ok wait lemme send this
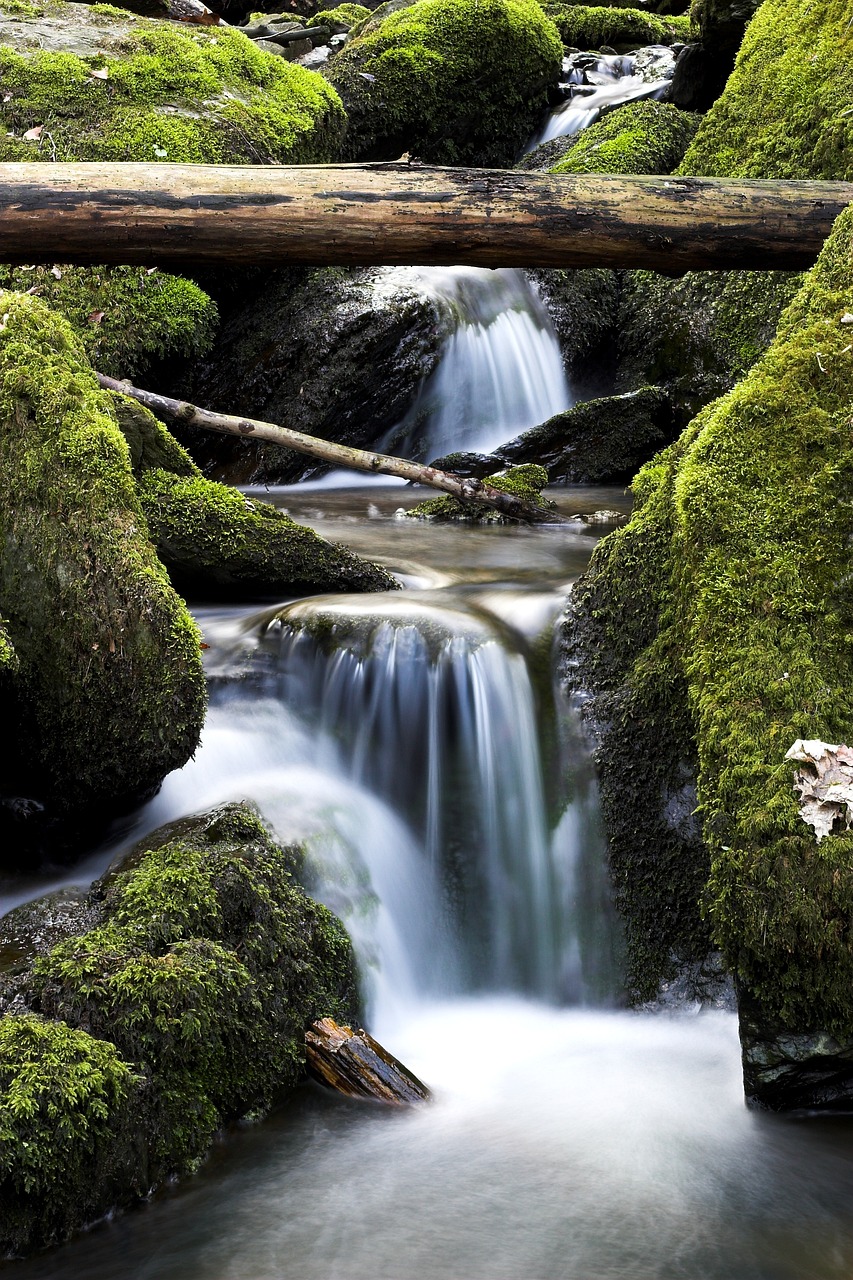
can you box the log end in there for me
[305,1017,432,1106]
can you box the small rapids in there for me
[529,46,677,147]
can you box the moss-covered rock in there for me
[407,463,552,522]
[565,205,853,1083]
[497,386,673,483]
[0,803,359,1253]
[540,2,690,49]
[0,292,206,861]
[138,468,399,596]
[0,2,346,164]
[678,0,853,180]
[0,264,217,381]
[549,100,700,175]
[325,0,562,166]
[183,266,448,485]
[307,2,369,30]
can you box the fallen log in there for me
[0,163,850,272]
[306,1017,431,1106]
[96,373,569,523]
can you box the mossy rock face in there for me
[0,264,218,381]
[0,1,346,164]
[0,802,359,1253]
[497,386,673,483]
[407,463,552,523]
[540,2,690,49]
[325,0,562,166]
[565,206,853,1098]
[307,2,369,30]
[525,267,621,399]
[0,292,206,861]
[138,468,399,596]
[549,100,701,176]
[678,0,853,180]
[183,266,448,484]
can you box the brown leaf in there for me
[90,66,110,80]
[88,309,105,325]
[200,642,210,650]
[22,126,43,141]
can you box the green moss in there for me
[326,0,562,166]
[308,3,369,29]
[137,468,399,597]
[0,12,346,165]
[540,3,690,49]
[110,393,199,478]
[0,291,206,817]
[34,804,358,1170]
[678,0,853,180]
[550,101,700,176]
[570,207,853,1030]
[0,0,44,14]
[408,464,552,523]
[0,618,17,672]
[0,265,217,380]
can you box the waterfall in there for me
[528,47,676,148]
[379,267,571,460]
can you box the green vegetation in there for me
[326,0,562,166]
[540,2,690,49]
[678,0,853,179]
[0,290,206,820]
[307,3,370,30]
[408,464,552,522]
[0,9,346,164]
[550,101,700,176]
[0,265,217,380]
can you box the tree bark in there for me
[0,163,849,272]
[306,1017,431,1106]
[97,373,568,523]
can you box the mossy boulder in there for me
[0,264,217,381]
[0,291,206,862]
[182,266,448,485]
[678,0,853,180]
[564,205,853,1103]
[325,0,563,166]
[0,803,359,1254]
[540,3,690,50]
[407,463,552,522]
[307,2,369,30]
[497,386,673,483]
[548,100,700,175]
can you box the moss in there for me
[307,3,369,30]
[678,0,853,180]
[408,463,552,523]
[110,392,200,478]
[33,804,359,1172]
[137,468,399,597]
[568,207,853,1030]
[0,1014,143,1256]
[0,265,217,380]
[540,3,690,49]
[0,0,44,14]
[0,291,206,825]
[550,101,701,176]
[0,8,346,165]
[325,0,562,166]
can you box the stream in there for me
[4,482,853,1280]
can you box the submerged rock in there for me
[0,803,359,1256]
[325,0,562,166]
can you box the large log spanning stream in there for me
[0,162,850,271]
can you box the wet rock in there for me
[181,267,447,485]
[496,387,673,484]
[525,268,621,400]
[739,992,853,1111]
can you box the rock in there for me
[181,266,448,485]
[496,387,673,484]
[407,463,552,523]
[739,992,853,1112]
[306,3,369,33]
[525,268,621,400]
[0,292,206,866]
[324,0,563,166]
[669,0,761,114]
[306,1017,431,1104]
[540,3,691,51]
[0,803,359,1256]
[547,99,701,175]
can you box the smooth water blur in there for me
[11,1005,853,1280]
[528,49,676,148]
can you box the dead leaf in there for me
[200,642,210,650]
[50,265,62,280]
[22,126,43,141]
[785,739,853,841]
[90,66,109,80]
[841,312,853,325]
[88,309,105,325]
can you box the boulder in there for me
[548,98,700,175]
[540,3,690,50]
[0,803,359,1255]
[324,0,563,166]
[0,292,206,864]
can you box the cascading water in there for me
[528,46,677,147]
[379,267,571,460]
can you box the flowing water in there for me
[529,47,677,148]
[5,483,853,1280]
